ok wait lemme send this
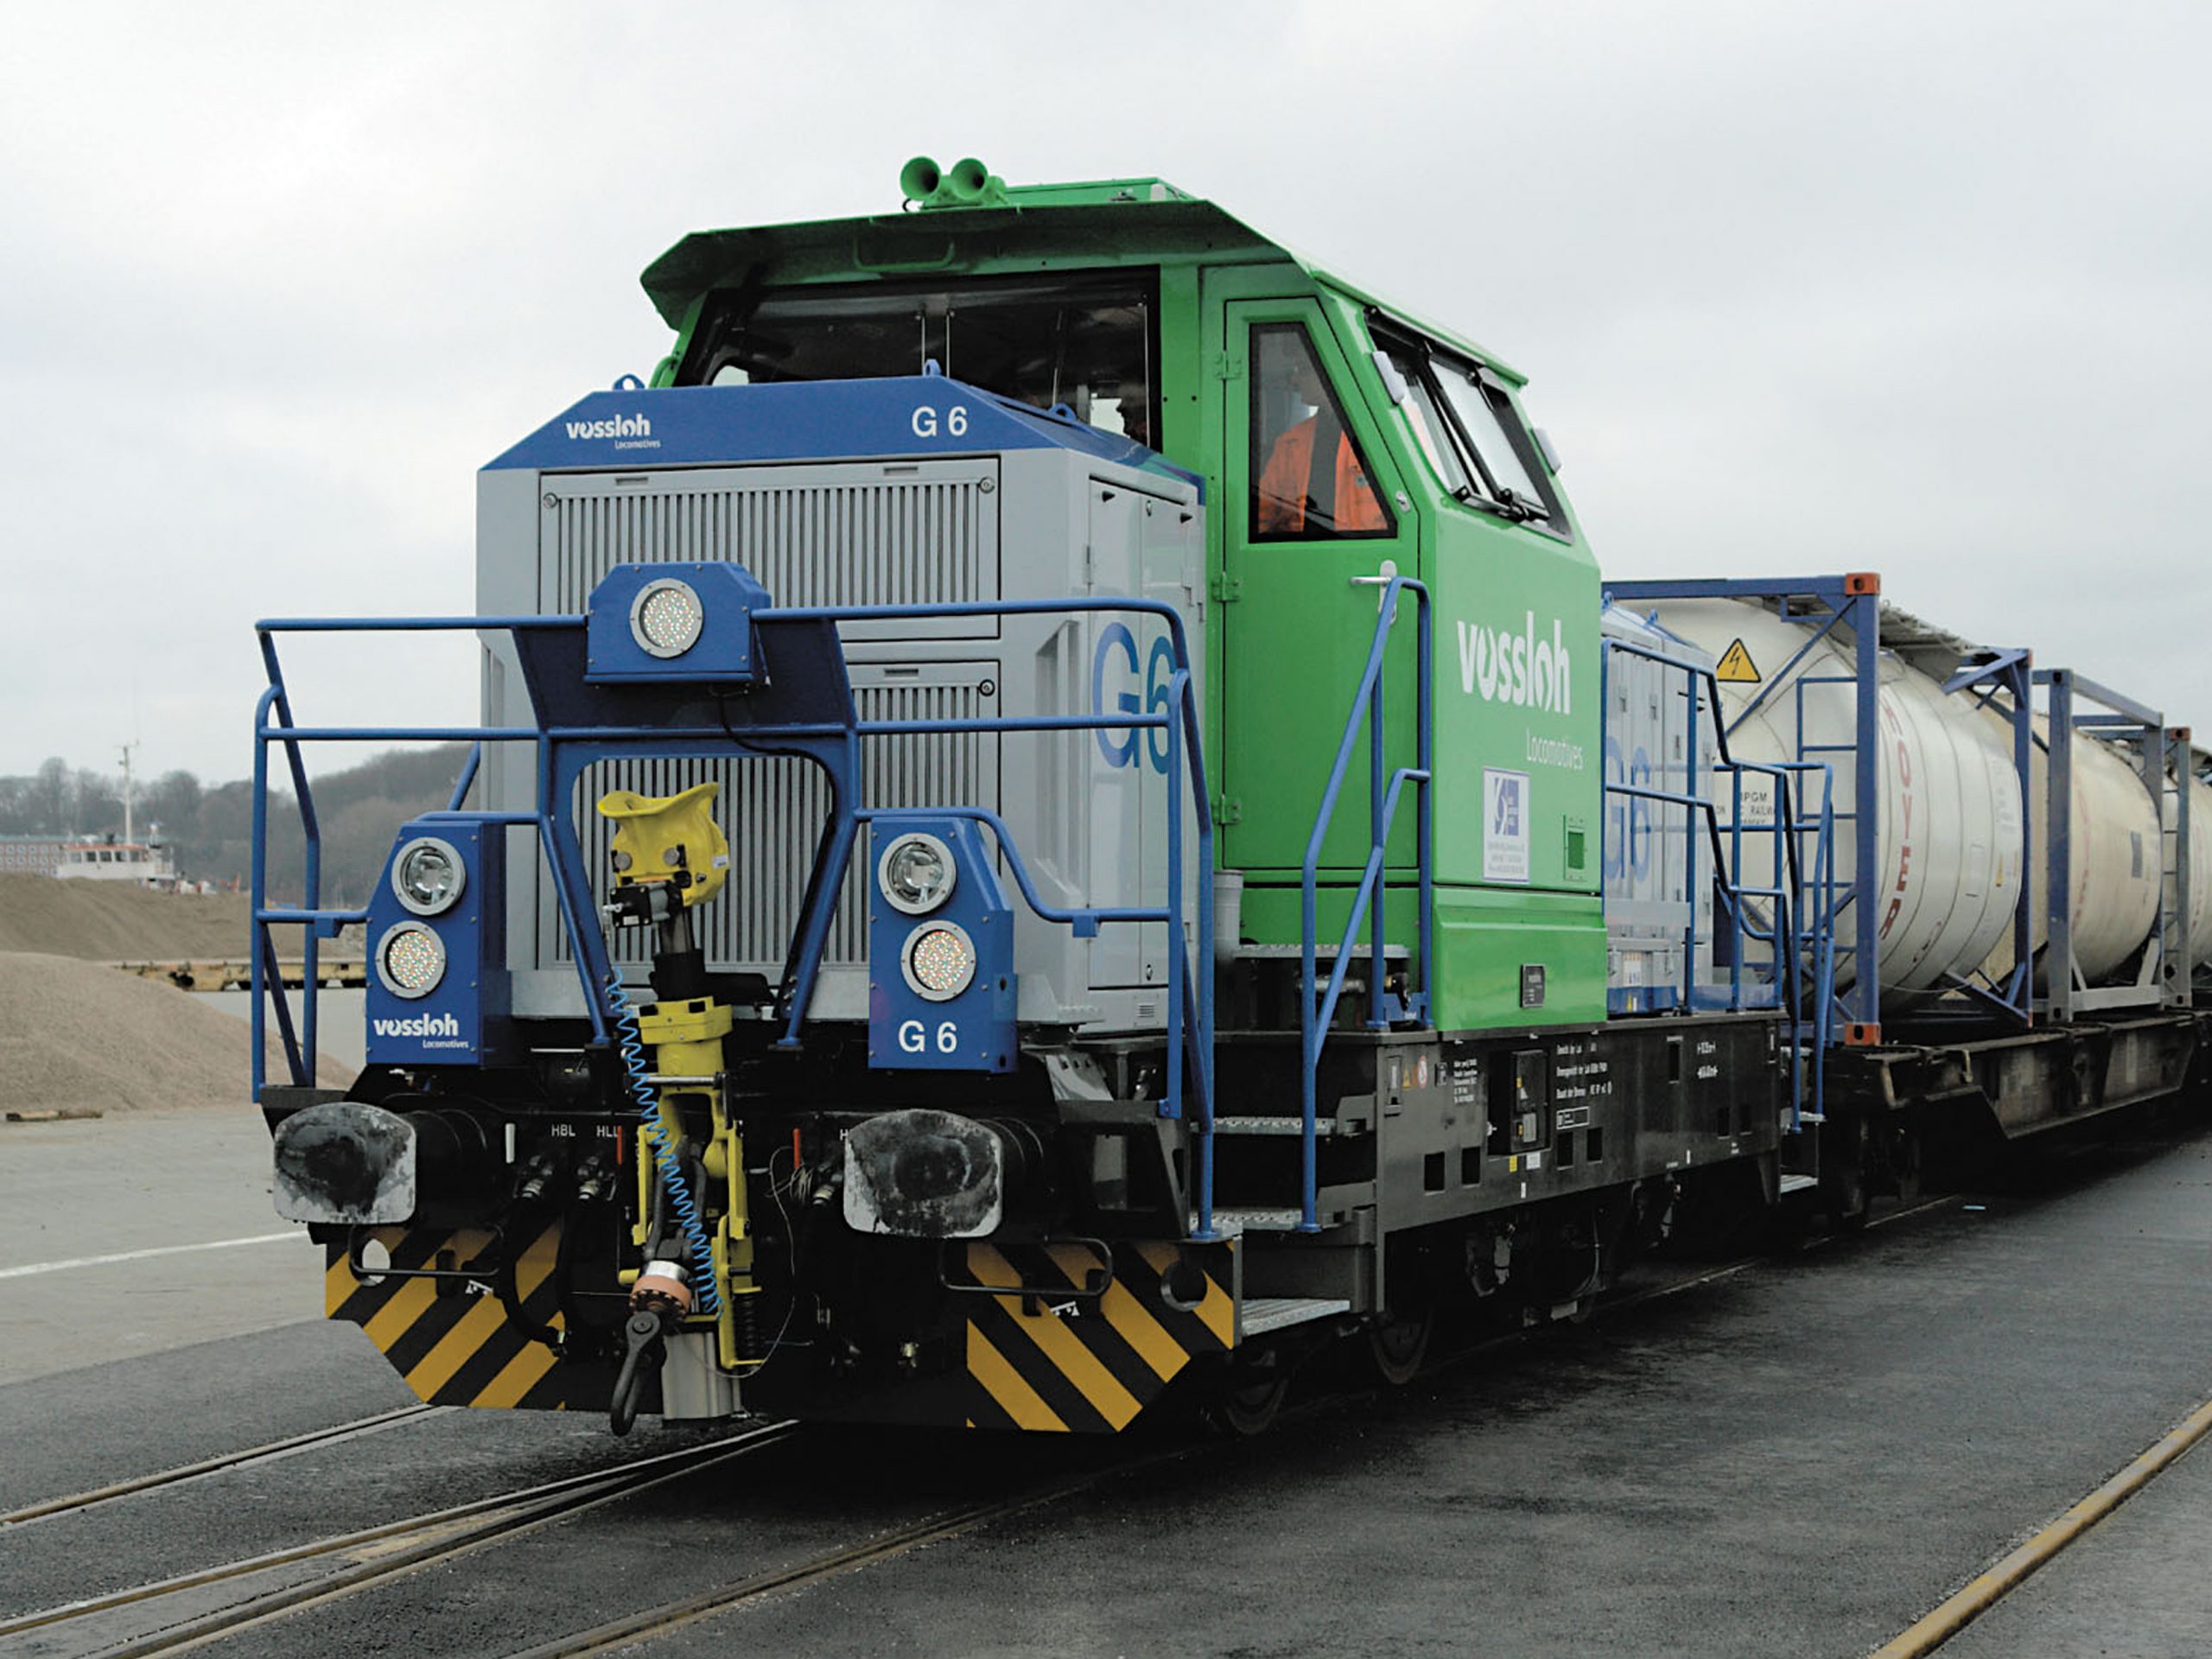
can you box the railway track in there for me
[508,1439,1205,1659]
[0,1421,795,1657]
[496,1200,1989,1656]
[2,1189,2149,1657]
[0,1405,443,1530]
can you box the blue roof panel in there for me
[484,377,1202,499]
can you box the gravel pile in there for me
[0,952,344,1115]
[0,874,256,961]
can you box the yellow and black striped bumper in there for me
[327,1229,1236,1431]
[956,1241,1234,1433]
[326,1225,594,1410]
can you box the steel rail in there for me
[523,1192,1972,1658]
[0,1421,796,1655]
[0,1405,442,1529]
[510,1440,1211,1659]
[1870,1391,2212,1658]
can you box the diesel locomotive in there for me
[252,157,2212,1435]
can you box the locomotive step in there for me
[1200,1207,1350,1236]
[1226,942,1411,960]
[1239,1296,1354,1338]
[1212,1116,1363,1137]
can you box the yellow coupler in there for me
[626,995,762,1370]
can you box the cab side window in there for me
[1249,325,1393,541]
[1375,325,1566,534]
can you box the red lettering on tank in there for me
[1879,739,1914,941]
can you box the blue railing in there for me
[250,588,1227,1238]
[1610,576,1884,1040]
[1599,632,1837,1129]
[1297,575,1434,1232]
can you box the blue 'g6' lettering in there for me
[1090,624,1173,775]
[1092,623,1141,768]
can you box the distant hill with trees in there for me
[0,745,473,906]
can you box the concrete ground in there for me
[1941,1427,2212,1658]
[3,1116,2211,1656]
[0,1108,320,1383]
[199,985,367,1074]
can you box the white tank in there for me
[1600,606,1716,1006]
[1976,715,2161,988]
[1651,598,2024,1009]
[2193,775,2212,969]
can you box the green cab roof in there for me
[639,167,1523,385]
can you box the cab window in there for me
[679,270,1159,448]
[1375,326,1565,534]
[1249,324,1393,542]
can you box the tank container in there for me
[1600,607,1715,1008]
[1651,598,2029,1008]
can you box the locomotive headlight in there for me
[877,831,957,915]
[629,577,704,659]
[377,922,448,999]
[391,836,465,916]
[902,922,977,1001]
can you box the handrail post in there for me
[1367,651,1387,1030]
[1685,657,1700,1013]
[1417,595,1433,1020]
[1166,671,1186,1124]
[250,685,274,1102]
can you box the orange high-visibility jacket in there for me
[1256,416,1387,535]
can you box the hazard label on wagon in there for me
[1716,639,1760,683]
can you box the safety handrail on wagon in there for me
[1599,633,1838,1129]
[1298,575,1434,1234]
[251,589,1226,1238]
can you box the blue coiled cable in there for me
[607,969,721,1317]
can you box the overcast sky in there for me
[3,0,2206,789]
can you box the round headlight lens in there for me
[630,578,704,658]
[877,831,957,915]
[378,923,448,999]
[392,836,465,916]
[904,922,976,1001]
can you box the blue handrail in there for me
[251,590,1224,1236]
[1600,633,1837,1129]
[1297,575,1434,1233]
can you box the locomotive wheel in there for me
[1363,1301,1436,1388]
[1824,1111,1874,1231]
[1885,1118,1926,1205]
[1200,1354,1289,1436]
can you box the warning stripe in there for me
[969,1247,1140,1431]
[1096,1278,1188,1382]
[1024,1246,1178,1407]
[1134,1242,1236,1349]
[957,1239,1234,1434]
[325,1224,586,1410]
[474,1338,563,1410]
[966,1322,1068,1432]
[430,1237,564,1407]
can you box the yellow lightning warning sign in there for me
[1716,639,1760,683]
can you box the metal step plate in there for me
[1240,1297,1353,1339]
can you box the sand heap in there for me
[0,874,257,961]
[0,952,346,1115]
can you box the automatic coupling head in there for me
[631,1258,695,1319]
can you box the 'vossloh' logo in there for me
[372,1012,461,1039]
[1458,611,1573,715]
[563,412,653,441]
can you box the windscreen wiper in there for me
[1492,486,1549,523]
[1454,485,1542,524]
